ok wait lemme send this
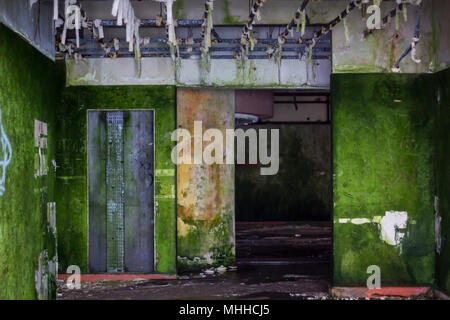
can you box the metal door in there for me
[88,110,154,273]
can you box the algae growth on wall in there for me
[332,73,435,286]
[176,88,235,270]
[57,86,176,274]
[0,24,61,299]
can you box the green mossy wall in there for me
[236,124,332,222]
[434,68,450,294]
[57,86,176,274]
[332,73,435,286]
[0,24,61,299]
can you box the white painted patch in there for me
[350,218,372,225]
[379,211,408,246]
[338,211,409,247]
[34,120,48,178]
[338,217,381,225]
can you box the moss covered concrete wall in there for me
[434,67,450,294]
[176,89,235,270]
[0,24,61,299]
[236,124,331,222]
[57,86,176,274]
[332,73,435,286]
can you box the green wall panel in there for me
[0,24,62,299]
[332,73,435,286]
[57,86,176,274]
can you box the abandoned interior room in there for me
[0,0,449,302]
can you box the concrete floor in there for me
[59,222,334,300]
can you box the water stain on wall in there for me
[177,88,235,270]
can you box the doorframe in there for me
[86,109,156,273]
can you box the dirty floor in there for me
[59,222,334,300]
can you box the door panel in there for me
[88,110,155,273]
[88,111,107,273]
[124,111,155,273]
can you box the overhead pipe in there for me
[63,37,330,48]
[72,46,330,54]
[75,53,330,60]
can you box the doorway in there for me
[88,110,155,273]
[235,89,332,288]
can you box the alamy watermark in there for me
[171,121,279,176]
[366,265,381,290]
[366,5,381,30]
[66,265,81,290]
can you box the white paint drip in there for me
[93,19,104,40]
[112,0,140,52]
[338,211,409,247]
[53,0,59,21]
[154,0,178,51]
[435,196,442,254]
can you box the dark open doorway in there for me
[234,89,332,294]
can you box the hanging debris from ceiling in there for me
[53,0,58,21]
[363,0,418,38]
[268,0,309,63]
[200,0,214,84]
[112,0,139,52]
[392,2,421,72]
[61,0,83,47]
[304,0,363,65]
[201,0,214,55]
[155,0,179,60]
[360,0,423,71]
[111,0,144,76]
[240,0,267,58]
[93,19,104,40]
